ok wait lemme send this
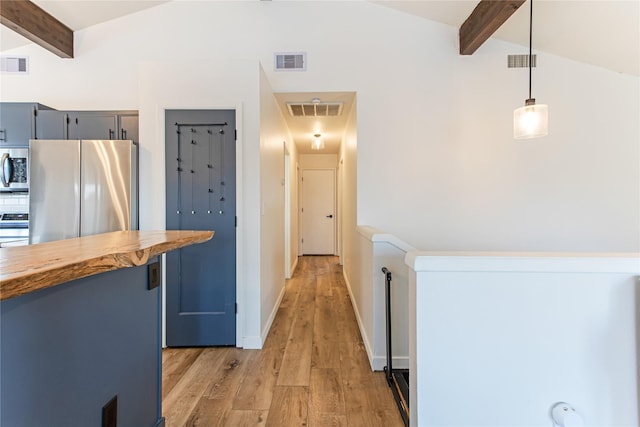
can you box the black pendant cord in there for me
[528,0,533,101]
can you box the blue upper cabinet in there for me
[0,103,53,147]
[66,110,138,141]
[66,111,119,140]
[119,112,139,144]
[0,103,139,145]
[35,109,68,140]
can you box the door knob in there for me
[326,214,333,218]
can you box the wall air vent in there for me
[274,52,306,71]
[287,102,343,117]
[1,56,28,74]
[508,54,536,68]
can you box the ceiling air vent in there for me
[508,54,536,68]
[274,52,306,71]
[1,56,28,74]
[287,102,343,117]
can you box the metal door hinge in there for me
[235,129,237,141]
[235,216,237,227]
[235,303,238,314]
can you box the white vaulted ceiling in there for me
[374,0,639,77]
[1,1,638,76]
[1,1,637,155]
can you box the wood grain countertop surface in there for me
[0,230,214,301]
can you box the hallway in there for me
[162,256,404,426]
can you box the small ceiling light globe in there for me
[311,133,324,150]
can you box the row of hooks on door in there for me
[174,122,228,215]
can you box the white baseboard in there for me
[242,335,263,350]
[342,269,376,371]
[255,283,286,348]
[290,257,298,277]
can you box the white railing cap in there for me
[405,251,640,274]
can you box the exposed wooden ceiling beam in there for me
[459,0,525,55]
[0,0,73,58]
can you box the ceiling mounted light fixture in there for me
[514,0,548,140]
[311,133,324,150]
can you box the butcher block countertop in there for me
[0,230,213,301]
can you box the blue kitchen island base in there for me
[1,257,164,427]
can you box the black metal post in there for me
[382,266,393,385]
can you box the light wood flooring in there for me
[162,256,404,427]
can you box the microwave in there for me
[1,148,29,192]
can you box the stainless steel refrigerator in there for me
[29,139,138,244]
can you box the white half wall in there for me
[407,252,640,426]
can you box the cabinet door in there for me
[35,110,67,139]
[0,103,35,147]
[67,112,118,140]
[119,114,139,143]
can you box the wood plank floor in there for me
[162,256,404,427]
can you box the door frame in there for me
[284,144,292,279]
[159,104,244,348]
[300,167,337,255]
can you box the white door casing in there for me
[301,169,335,255]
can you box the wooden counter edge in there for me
[0,230,213,301]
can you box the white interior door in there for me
[301,169,335,254]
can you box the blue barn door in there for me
[165,109,236,346]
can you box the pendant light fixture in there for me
[311,133,324,150]
[513,0,548,139]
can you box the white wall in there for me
[356,38,639,253]
[1,0,637,348]
[340,93,358,268]
[407,252,640,427]
[137,59,262,348]
[286,143,300,278]
[299,154,338,169]
[259,66,294,345]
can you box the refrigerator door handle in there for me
[1,153,11,187]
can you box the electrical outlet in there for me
[148,262,160,290]
[102,395,117,427]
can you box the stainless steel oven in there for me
[0,212,29,247]
[1,148,29,192]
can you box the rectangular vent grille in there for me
[275,53,306,71]
[508,54,537,68]
[1,56,28,74]
[287,102,343,117]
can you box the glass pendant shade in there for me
[311,134,324,150]
[513,102,548,139]
[513,0,549,140]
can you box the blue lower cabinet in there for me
[0,258,164,427]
